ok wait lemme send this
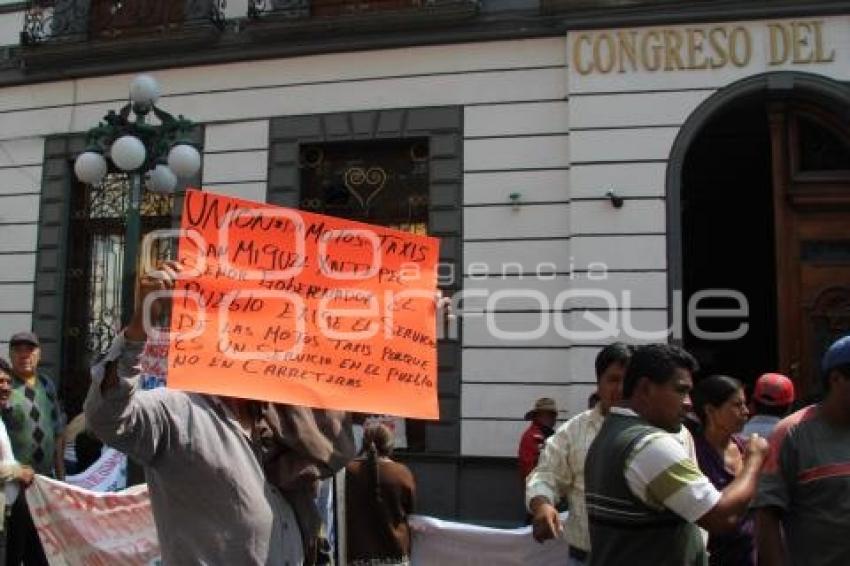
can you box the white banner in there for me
[410,514,570,566]
[27,476,161,566]
[28,475,566,566]
[65,448,128,493]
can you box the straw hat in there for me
[524,397,558,420]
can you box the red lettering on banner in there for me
[35,523,66,556]
[29,476,160,565]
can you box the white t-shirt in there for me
[0,418,19,505]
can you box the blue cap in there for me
[822,335,850,374]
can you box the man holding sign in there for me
[84,262,306,565]
[84,190,441,565]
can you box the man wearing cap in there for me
[518,397,558,482]
[755,335,850,566]
[741,373,794,439]
[4,331,65,566]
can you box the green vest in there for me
[585,412,707,566]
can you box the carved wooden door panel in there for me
[769,103,850,398]
[797,216,850,394]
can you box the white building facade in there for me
[0,0,848,522]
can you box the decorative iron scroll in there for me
[299,139,429,228]
[809,286,850,338]
[65,172,174,379]
[85,172,174,220]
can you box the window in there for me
[272,107,462,456]
[89,0,186,39]
[299,138,429,230]
[797,115,850,173]
[299,138,430,450]
[62,173,173,412]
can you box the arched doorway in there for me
[669,73,850,400]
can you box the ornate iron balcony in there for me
[247,0,478,21]
[21,0,226,45]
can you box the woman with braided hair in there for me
[345,423,416,566]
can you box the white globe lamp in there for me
[129,74,161,108]
[110,135,146,171]
[74,151,108,185]
[167,144,201,178]
[148,164,178,194]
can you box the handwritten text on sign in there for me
[166,190,440,419]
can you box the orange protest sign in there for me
[166,189,440,419]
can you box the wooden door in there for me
[796,215,850,393]
[770,103,850,398]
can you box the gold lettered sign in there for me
[571,19,837,75]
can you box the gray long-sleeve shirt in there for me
[84,334,303,566]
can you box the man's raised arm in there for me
[83,262,182,466]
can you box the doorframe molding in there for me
[665,71,850,344]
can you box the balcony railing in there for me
[540,0,711,15]
[21,0,225,45]
[247,0,478,22]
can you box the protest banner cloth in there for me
[28,475,562,566]
[409,514,570,565]
[139,330,169,390]
[27,476,160,566]
[65,448,127,493]
[167,190,441,419]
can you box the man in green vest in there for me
[4,331,65,566]
[584,344,768,566]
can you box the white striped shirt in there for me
[613,407,721,523]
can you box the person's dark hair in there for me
[0,357,12,376]
[362,424,394,505]
[692,375,743,423]
[595,342,632,380]
[75,431,104,471]
[623,344,699,399]
[752,400,790,418]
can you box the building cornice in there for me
[1,0,849,88]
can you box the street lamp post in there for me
[74,75,201,327]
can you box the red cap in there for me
[753,373,795,407]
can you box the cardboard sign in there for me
[28,476,160,566]
[166,190,440,419]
